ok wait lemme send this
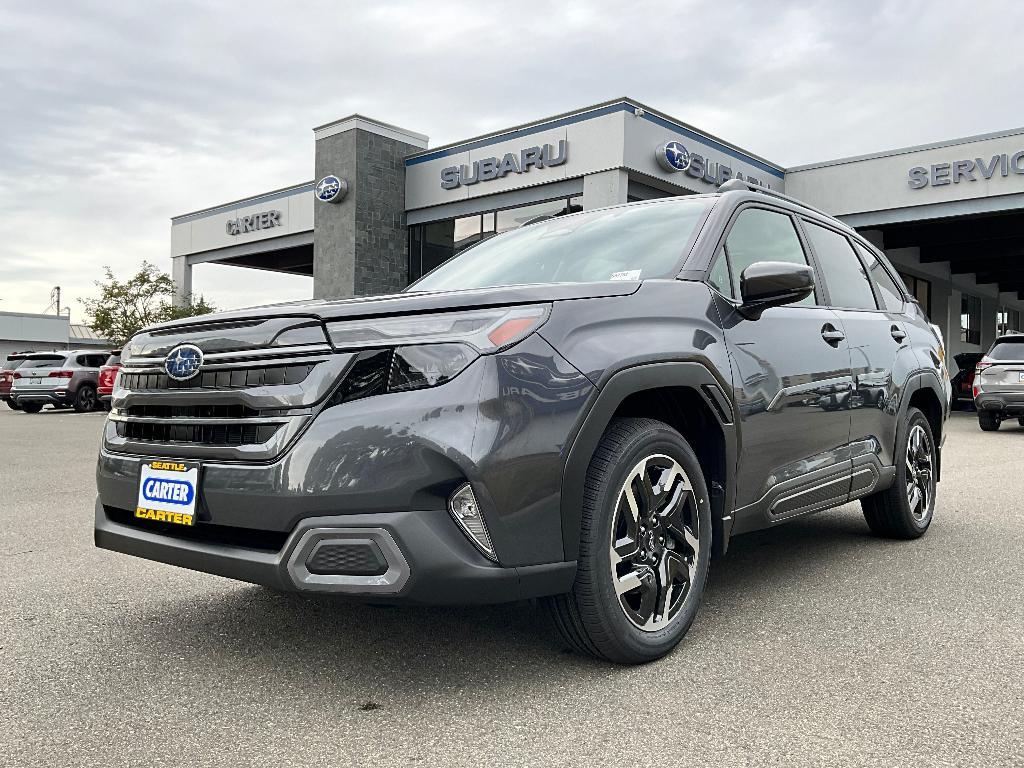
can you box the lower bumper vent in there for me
[306,541,388,576]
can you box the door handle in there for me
[890,325,907,343]
[821,324,845,346]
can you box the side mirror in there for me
[739,261,815,319]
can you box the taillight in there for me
[48,370,73,378]
[12,372,21,380]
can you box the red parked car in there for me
[97,351,122,410]
[1,352,32,410]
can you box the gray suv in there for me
[12,350,109,413]
[95,182,949,663]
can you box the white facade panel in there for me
[786,130,1024,217]
[404,112,627,211]
[171,188,314,258]
[0,312,69,346]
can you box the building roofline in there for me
[404,97,786,177]
[788,125,1024,172]
[312,114,429,147]
[171,181,314,223]
[0,310,69,321]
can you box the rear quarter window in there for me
[988,340,1024,360]
[22,356,65,368]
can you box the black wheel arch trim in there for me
[560,359,739,561]
[894,368,947,483]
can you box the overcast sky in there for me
[1,0,1020,317]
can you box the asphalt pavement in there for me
[2,406,1022,767]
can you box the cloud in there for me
[1,0,1021,314]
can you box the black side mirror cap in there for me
[739,261,815,320]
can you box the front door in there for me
[710,205,855,531]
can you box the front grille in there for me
[119,363,316,391]
[115,420,281,445]
[105,505,289,552]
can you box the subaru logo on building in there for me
[164,344,203,381]
[656,141,691,172]
[315,174,348,204]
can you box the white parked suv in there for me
[973,334,1024,430]
[10,350,110,413]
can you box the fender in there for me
[559,360,738,561]
[893,368,948,483]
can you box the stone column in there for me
[171,255,192,307]
[312,116,428,299]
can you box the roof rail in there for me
[717,178,836,221]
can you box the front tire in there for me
[20,402,43,413]
[978,411,1000,431]
[5,400,21,411]
[546,418,712,664]
[861,407,936,539]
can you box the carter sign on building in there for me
[226,209,282,236]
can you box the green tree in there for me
[80,261,215,347]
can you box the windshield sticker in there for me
[610,270,642,281]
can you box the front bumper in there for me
[94,499,576,603]
[94,334,593,603]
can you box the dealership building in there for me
[170,98,1024,368]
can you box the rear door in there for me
[801,220,918,477]
[713,205,855,528]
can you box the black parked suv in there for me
[95,181,949,663]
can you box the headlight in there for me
[325,305,549,403]
[325,304,549,353]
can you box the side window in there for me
[804,221,877,310]
[725,208,814,305]
[854,242,905,313]
[707,248,733,298]
[75,355,88,367]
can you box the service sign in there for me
[136,461,199,526]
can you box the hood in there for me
[128,282,641,358]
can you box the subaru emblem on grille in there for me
[164,344,204,381]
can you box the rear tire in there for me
[861,407,936,539]
[545,418,712,664]
[1017,416,1024,427]
[20,403,43,413]
[5,400,20,411]
[73,385,97,413]
[978,411,1000,431]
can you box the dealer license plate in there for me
[136,460,199,526]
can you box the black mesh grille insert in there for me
[306,542,388,576]
[125,404,260,419]
[119,363,316,391]
[115,420,280,445]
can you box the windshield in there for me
[409,198,712,292]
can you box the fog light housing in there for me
[449,483,496,561]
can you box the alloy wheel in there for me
[609,454,701,632]
[905,423,935,522]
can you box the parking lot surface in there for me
[2,407,1022,767]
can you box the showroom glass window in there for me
[723,208,816,304]
[897,271,931,318]
[803,221,877,310]
[961,293,981,345]
[407,197,582,283]
[997,307,1020,336]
